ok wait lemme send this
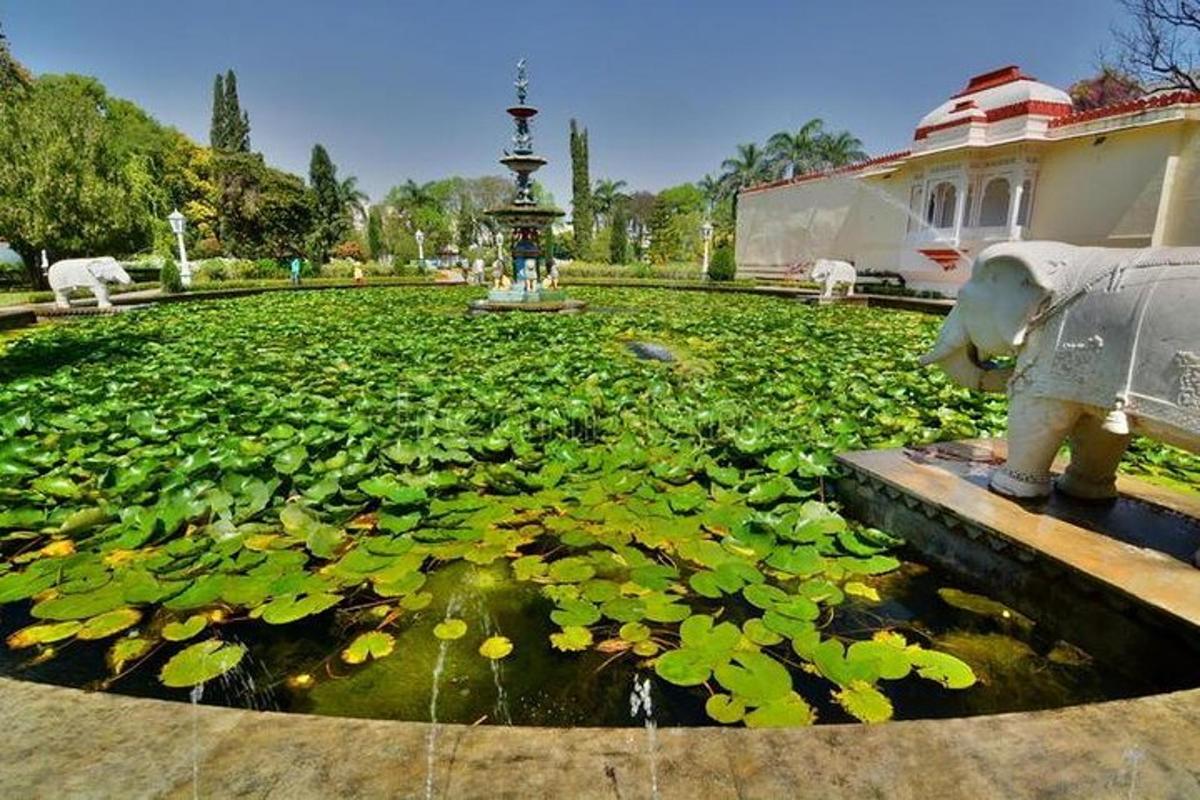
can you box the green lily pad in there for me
[107,637,154,672]
[160,640,247,687]
[77,608,142,640]
[550,626,593,651]
[654,647,713,686]
[714,651,792,706]
[6,620,82,648]
[479,635,513,660]
[341,631,396,664]
[619,621,651,642]
[433,619,467,640]
[835,681,894,723]
[743,692,815,727]
[163,615,209,642]
[705,693,746,724]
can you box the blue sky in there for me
[4,0,1124,203]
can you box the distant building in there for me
[736,66,1200,296]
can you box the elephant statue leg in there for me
[92,283,112,309]
[53,289,70,309]
[1056,412,1131,500]
[992,394,1082,499]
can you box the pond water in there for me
[0,548,1174,727]
[0,287,1195,728]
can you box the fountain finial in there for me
[515,58,529,105]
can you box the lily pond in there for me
[0,287,1196,728]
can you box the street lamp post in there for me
[701,220,714,279]
[167,209,192,288]
[415,229,425,267]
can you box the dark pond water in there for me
[0,549,1180,727]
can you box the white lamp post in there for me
[701,220,714,278]
[415,229,425,267]
[167,209,192,288]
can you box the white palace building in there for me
[735,66,1200,295]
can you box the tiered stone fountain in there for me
[470,60,585,314]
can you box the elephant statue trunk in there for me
[922,241,1200,502]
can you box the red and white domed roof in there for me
[913,66,1073,150]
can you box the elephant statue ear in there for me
[957,241,1076,357]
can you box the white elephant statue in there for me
[921,241,1200,500]
[810,259,856,298]
[47,257,132,309]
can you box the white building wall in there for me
[735,174,909,281]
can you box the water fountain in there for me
[469,59,586,314]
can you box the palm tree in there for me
[766,118,825,180]
[719,142,772,222]
[394,179,436,210]
[814,131,868,170]
[592,178,629,228]
[697,174,722,212]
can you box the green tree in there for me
[223,70,250,153]
[591,178,628,228]
[0,22,32,96]
[814,131,867,169]
[366,206,385,260]
[719,142,772,224]
[608,200,629,265]
[569,119,593,253]
[308,143,349,264]
[0,74,160,285]
[767,118,825,180]
[209,73,226,150]
[214,152,311,258]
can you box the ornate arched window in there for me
[978,177,1011,227]
[926,181,957,229]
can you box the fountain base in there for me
[469,290,586,314]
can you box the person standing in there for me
[290,258,302,286]
[353,264,365,286]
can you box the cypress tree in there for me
[210,73,226,149]
[609,201,629,265]
[569,119,593,255]
[308,143,346,265]
[366,207,384,261]
[223,70,250,152]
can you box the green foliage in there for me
[215,152,311,259]
[0,287,1189,716]
[160,256,184,294]
[211,69,249,153]
[709,245,736,281]
[608,202,629,265]
[569,119,593,255]
[307,144,349,265]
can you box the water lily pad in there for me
[550,598,601,627]
[705,693,746,723]
[479,635,513,660]
[908,648,976,689]
[77,608,142,640]
[742,618,783,646]
[7,620,82,648]
[844,581,880,602]
[619,622,651,643]
[341,631,396,664]
[835,681,894,723]
[550,626,593,651]
[743,692,815,727]
[162,614,209,642]
[433,619,467,640]
[714,651,792,706]
[107,636,153,672]
[160,640,247,688]
[654,647,712,686]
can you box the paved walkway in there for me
[0,676,1196,799]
